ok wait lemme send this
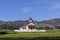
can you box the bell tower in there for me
[29,17,33,23]
[28,17,35,29]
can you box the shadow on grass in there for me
[0,31,17,35]
[0,31,8,35]
[0,36,60,40]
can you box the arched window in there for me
[28,25,35,29]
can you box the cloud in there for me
[44,1,60,9]
[37,0,60,9]
[22,7,32,13]
[50,4,60,9]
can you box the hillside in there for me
[0,18,60,29]
[39,18,60,26]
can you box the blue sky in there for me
[0,0,60,21]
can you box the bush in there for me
[0,31,8,34]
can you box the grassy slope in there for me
[0,29,60,38]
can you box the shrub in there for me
[0,31,8,34]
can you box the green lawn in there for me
[0,29,60,40]
[0,29,60,38]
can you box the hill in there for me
[39,18,60,26]
[0,18,60,29]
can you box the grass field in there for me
[0,29,60,37]
[0,29,60,40]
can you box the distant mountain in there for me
[39,18,60,26]
[0,18,60,29]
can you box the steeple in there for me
[29,17,32,20]
[29,17,33,23]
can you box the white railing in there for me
[14,29,46,32]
